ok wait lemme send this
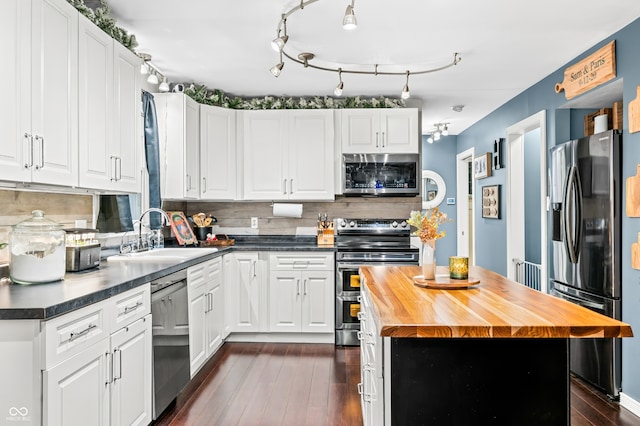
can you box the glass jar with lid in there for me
[10,210,66,284]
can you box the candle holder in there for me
[449,256,469,280]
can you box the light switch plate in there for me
[446,198,456,205]
[251,217,258,228]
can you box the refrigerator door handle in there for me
[564,165,582,264]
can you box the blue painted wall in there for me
[422,134,457,266]
[453,18,640,401]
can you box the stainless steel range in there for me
[335,218,419,346]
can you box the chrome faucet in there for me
[138,208,171,250]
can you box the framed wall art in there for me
[481,185,500,219]
[474,152,493,179]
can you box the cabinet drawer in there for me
[110,284,151,331]
[204,257,222,283]
[269,253,334,270]
[42,300,110,369]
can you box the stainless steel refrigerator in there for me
[549,129,622,398]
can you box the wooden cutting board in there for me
[629,85,640,133]
[626,165,640,217]
[633,233,640,270]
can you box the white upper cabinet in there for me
[200,105,237,200]
[0,0,79,186]
[78,18,141,193]
[156,93,200,199]
[243,110,334,201]
[341,108,419,154]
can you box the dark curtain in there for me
[143,91,162,229]
[97,195,133,232]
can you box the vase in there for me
[422,239,436,279]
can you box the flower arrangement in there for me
[407,208,452,243]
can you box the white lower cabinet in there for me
[42,284,152,426]
[359,289,384,426]
[229,252,265,332]
[188,257,225,376]
[268,253,334,334]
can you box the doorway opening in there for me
[506,111,547,291]
[456,148,475,263]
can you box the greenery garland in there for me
[183,84,406,110]
[67,0,137,50]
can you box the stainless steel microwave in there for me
[342,153,419,196]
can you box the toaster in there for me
[65,228,101,272]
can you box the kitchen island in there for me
[358,265,633,425]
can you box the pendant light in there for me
[401,71,410,99]
[158,76,170,92]
[343,0,357,30]
[334,68,344,96]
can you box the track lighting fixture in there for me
[334,68,344,96]
[138,53,151,75]
[426,123,450,143]
[271,17,289,52]
[269,0,461,97]
[401,71,410,99]
[343,0,357,30]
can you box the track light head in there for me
[434,131,441,141]
[270,62,284,77]
[147,72,159,85]
[343,2,357,30]
[401,71,410,99]
[334,68,344,96]
[158,76,170,92]
[271,34,289,52]
[442,125,449,136]
[427,135,434,144]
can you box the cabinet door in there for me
[288,110,335,200]
[31,0,79,186]
[78,13,113,190]
[112,42,142,192]
[184,97,200,198]
[206,283,224,356]
[110,315,152,426]
[0,0,31,181]
[233,253,261,331]
[43,338,110,426]
[188,284,207,376]
[223,255,233,339]
[200,105,237,200]
[301,270,334,333]
[341,110,379,154]
[268,270,301,332]
[379,109,419,153]
[243,111,288,200]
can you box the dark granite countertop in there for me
[0,236,335,320]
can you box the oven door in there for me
[336,294,361,330]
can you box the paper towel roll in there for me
[594,114,608,134]
[272,203,303,218]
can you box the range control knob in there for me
[400,220,407,228]
[391,221,398,228]
[349,221,356,228]
[340,220,347,227]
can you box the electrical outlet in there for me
[251,217,258,229]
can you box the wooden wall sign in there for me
[629,86,640,134]
[554,40,616,100]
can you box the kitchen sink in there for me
[106,247,218,263]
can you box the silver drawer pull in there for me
[357,331,363,341]
[357,383,363,395]
[123,301,143,315]
[69,323,97,341]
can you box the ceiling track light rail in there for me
[271,0,462,98]
[426,122,449,143]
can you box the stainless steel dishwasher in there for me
[150,269,190,420]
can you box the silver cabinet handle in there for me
[209,292,213,312]
[23,133,33,168]
[202,177,207,193]
[105,352,113,385]
[357,383,363,395]
[375,132,379,148]
[116,157,122,181]
[124,301,143,315]
[296,279,300,296]
[357,331,364,341]
[290,178,293,194]
[252,260,257,277]
[382,131,385,147]
[186,174,191,191]
[113,348,122,381]
[110,156,117,181]
[283,179,287,195]
[69,323,97,341]
[303,278,308,295]
[33,135,43,170]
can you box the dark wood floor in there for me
[155,342,640,426]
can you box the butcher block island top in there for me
[360,265,633,339]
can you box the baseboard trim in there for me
[225,332,335,344]
[620,392,640,417]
